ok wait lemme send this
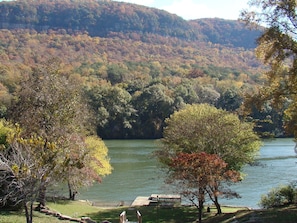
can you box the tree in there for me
[240,0,297,137]
[86,85,137,139]
[168,152,240,223]
[173,81,199,105]
[133,83,174,138]
[216,88,243,112]
[0,122,59,223]
[156,104,261,213]
[65,136,112,200]
[7,59,110,207]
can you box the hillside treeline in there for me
[0,0,286,138]
[0,0,261,48]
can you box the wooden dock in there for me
[150,194,181,202]
[131,194,181,207]
[131,196,151,206]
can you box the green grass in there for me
[0,209,71,223]
[47,200,101,218]
[1,201,297,223]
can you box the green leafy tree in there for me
[107,64,126,85]
[216,88,243,111]
[173,81,199,105]
[194,85,220,105]
[86,85,137,138]
[241,0,297,137]
[133,83,174,138]
[157,104,261,213]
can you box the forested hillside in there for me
[0,0,284,139]
[0,0,261,48]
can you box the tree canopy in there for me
[156,104,261,216]
[0,121,58,223]
[168,152,240,222]
[159,104,261,171]
[5,60,112,213]
[241,0,297,138]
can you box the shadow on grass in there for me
[203,205,297,223]
[87,206,198,223]
[85,205,297,223]
[0,209,23,216]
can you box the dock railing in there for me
[149,194,181,207]
[119,210,142,223]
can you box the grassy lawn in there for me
[1,201,297,223]
[0,208,72,223]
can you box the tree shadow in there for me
[86,206,198,223]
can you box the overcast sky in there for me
[112,0,250,20]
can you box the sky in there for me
[112,0,250,20]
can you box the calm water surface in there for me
[78,138,297,209]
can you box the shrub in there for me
[259,183,297,208]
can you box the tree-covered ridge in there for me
[189,18,263,48]
[0,29,262,73]
[0,0,261,48]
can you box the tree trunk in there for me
[198,199,204,223]
[30,202,33,223]
[68,181,77,200]
[197,187,205,223]
[37,184,46,210]
[214,195,222,215]
[68,181,73,200]
[24,202,33,223]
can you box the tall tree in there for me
[156,104,261,214]
[86,85,137,139]
[241,0,297,137]
[7,59,110,207]
[133,83,174,138]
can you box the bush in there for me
[259,183,297,208]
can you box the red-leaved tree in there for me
[168,152,240,223]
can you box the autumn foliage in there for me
[169,152,240,222]
[169,152,240,186]
[0,0,284,138]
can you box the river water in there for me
[78,138,297,209]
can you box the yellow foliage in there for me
[0,119,17,147]
[85,136,112,177]
[11,164,19,176]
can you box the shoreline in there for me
[77,199,256,211]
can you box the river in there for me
[77,138,297,209]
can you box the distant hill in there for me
[189,18,261,49]
[0,0,261,49]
